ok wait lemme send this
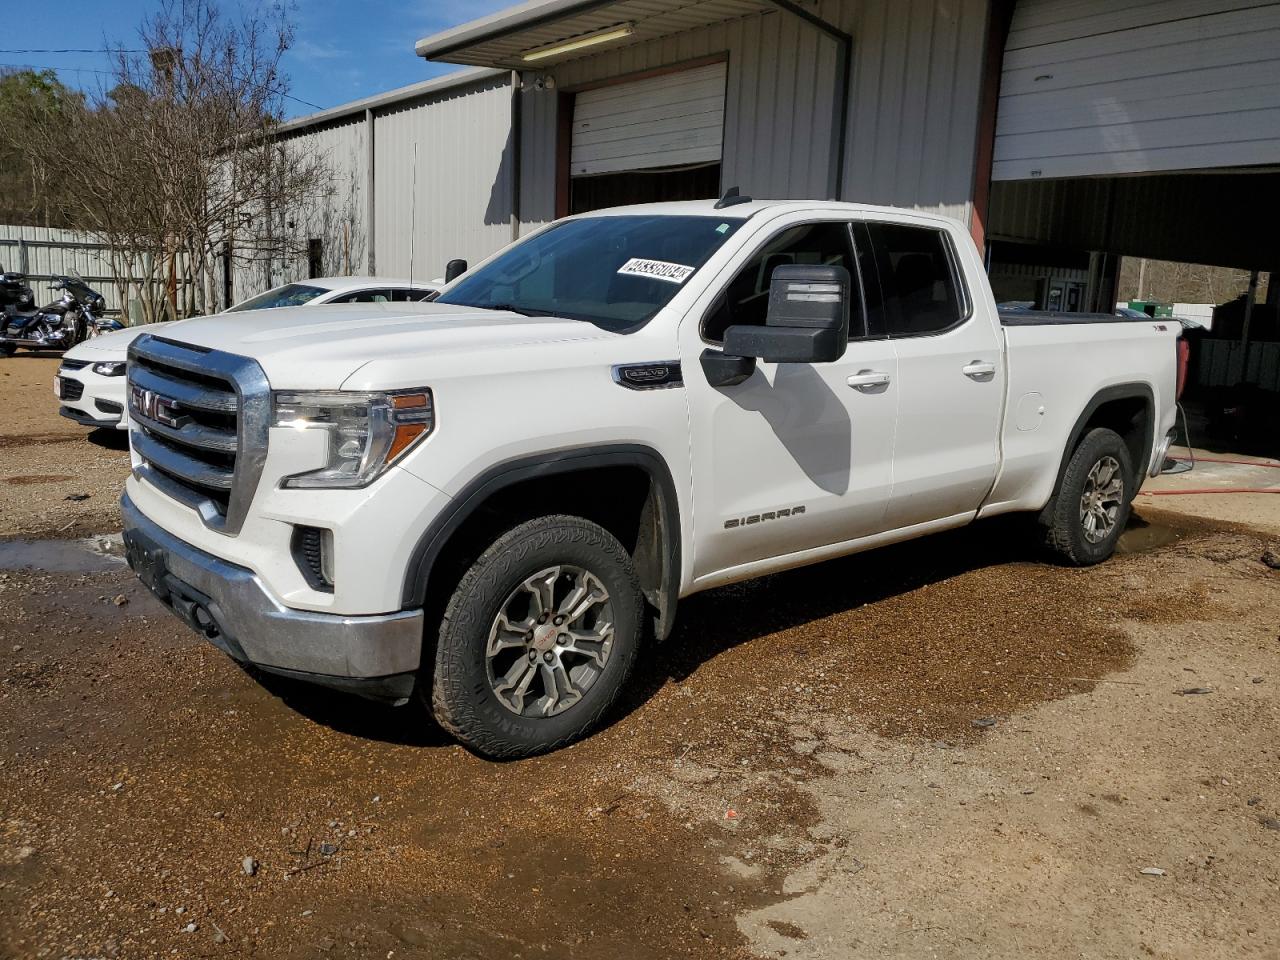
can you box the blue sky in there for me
[3,0,513,118]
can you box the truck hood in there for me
[147,302,616,386]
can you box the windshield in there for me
[227,282,328,312]
[57,273,99,300]
[434,215,745,331]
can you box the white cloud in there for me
[291,38,346,62]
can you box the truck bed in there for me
[998,310,1160,327]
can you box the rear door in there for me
[859,218,1004,529]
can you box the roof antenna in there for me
[714,186,752,210]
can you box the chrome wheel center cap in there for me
[532,624,559,652]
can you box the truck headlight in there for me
[92,361,127,377]
[273,389,434,489]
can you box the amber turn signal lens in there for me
[392,393,430,409]
[388,422,428,461]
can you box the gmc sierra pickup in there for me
[121,198,1178,758]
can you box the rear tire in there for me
[428,515,644,759]
[1041,427,1134,566]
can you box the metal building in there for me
[420,0,993,235]
[277,0,1280,331]
[407,0,1279,287]
[237,67,517,299]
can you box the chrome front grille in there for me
[127,335,270,535]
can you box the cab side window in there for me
[862,223,966,337]
[393,288,436,302]
[330,289,391,304]
[703,222,863,343]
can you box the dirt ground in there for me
[1138,444,1280,536]
[1,355,129,538]
[1,353,1278,960]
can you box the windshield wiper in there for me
[486,303,533,316]
[483,303,564,318]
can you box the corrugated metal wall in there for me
[229,113,372,300]
[286,114,369,275]
[374,74,515,281]
[994,0,1280,180]
[516,0,989,230]
[836,0,989,223]
[226,73,515,301]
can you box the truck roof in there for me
[305,276,434,292]
[571,198,967,230]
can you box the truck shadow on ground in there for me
[245,666,453,748]
[648,514,1042,686]
[251,514,1052,751]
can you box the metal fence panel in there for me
[0,224,192,319]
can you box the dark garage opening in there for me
[570,162,722,215]
[986,169,1280,456]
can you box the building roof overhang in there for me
[415,0,776,69]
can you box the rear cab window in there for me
[859,222,969,338]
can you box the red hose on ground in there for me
[1140,488,1280,496]
[1172,455,1280,469]
[1169,447,1280,469]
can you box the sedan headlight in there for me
[273,389,434,489]
[92,360,127,377]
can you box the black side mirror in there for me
[722,264,851,365]
[444,258,468,283]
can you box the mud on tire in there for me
[427,514,644,759]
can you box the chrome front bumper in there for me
[121,493,423,702]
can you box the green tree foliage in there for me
[0,69,82,226]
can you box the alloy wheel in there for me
[485,565,615,717]
[1079,455,1124,544]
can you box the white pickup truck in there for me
[121,198,1178,758]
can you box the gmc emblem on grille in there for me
[130,385,183,428]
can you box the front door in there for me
[681,215,899,585]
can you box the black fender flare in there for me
[1048,382,1155,504]
[401,444,682,640]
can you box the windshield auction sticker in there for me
[617,258,695,285]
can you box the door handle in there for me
[962,360,997,382]
[847,369,891,392]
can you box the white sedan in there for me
[55,276,438,430]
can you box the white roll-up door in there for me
[571,62,727,177]
[994,0,1280,180]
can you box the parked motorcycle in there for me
[0,271,109,354]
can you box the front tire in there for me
[1042,427,1135,566]
[428,515,644,759]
